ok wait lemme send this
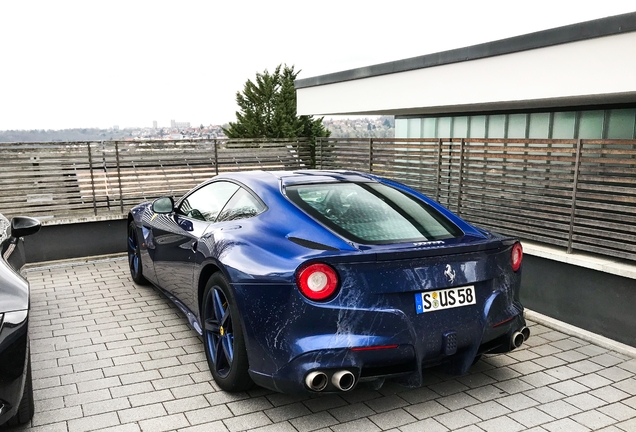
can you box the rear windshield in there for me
[285,182,462,244]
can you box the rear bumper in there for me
[241,290,526,393]
[0,310,29,425]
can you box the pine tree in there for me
[224,64,330,141]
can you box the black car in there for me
[0,213,40,427]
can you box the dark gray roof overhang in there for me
[295,12,636,89]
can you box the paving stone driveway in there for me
[4,257,636,432]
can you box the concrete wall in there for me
[521,255,636,348]
[23,218,128,263]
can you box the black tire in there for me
[127,221,148,285]
[201,273,253,392]
[6,357,34,426]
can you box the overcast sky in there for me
[1,1,634,131]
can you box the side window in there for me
[217,188,266,222]
[178,181,239,222]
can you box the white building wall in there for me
[297,32,636,117]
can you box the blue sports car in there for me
[128,170,528,393]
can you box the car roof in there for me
[217,170,377,187]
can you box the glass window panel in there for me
[217,188,266,222]
[407,118,422,138]
[286,182,462,244]
[179,181,239,222]
[437,117,451,138]
[578,110,604,139]
[469,116,486,138]
[395,118,408,138]
[607,109,636,139]
[552,112,576,139]
[422,118,437,138]
[508,114,527,138]
[487,115,505,138]
[528,113,550,138]
[453,116,468,138]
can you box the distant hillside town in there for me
[0,116,394,142]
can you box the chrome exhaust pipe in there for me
[509,326,530,349]
[331,370,356,392]
[305,371,328,392]
[511,331,525,349]
[521,326,530,341]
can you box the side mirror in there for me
[152,197,174,214]
[11,216,41,239]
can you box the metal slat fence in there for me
[317,137,636,262]
[1,138,311,221]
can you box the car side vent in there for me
[288,237,339,251]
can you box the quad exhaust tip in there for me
[332,370,356,392]
[305,371,328,392]
[305,370,357,392]
[511,326,531,349]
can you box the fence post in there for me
[567,138,583,254]
[115,142,124,214]
[457,138,466,215]
[319,138,323,169]
[87,142,98,216]
[369,138,373,173]
[214,139,219,176]
[435,138,443,203]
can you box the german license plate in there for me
[415,285,476,314]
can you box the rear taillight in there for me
[511,242,523,272]
[296,263,339,301]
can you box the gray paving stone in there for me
[399,417,448,432]
[575,373,614,390]
[549,379,590,396]
[616,418,636,431]
[437,392,480,411]
[624,396,636,409]
[494,377,535,394]
[303,395,348,412]
[364,394,408,413]
[543,417,592,431]
[118,402,167,423]
[404,401,450,420]
[598,367,634,383]
[465,400,510,421]
[82,396,131,416]
[508,407,555,428]
[289,411,339,432]
[184,404,234,425]
[613,378,636,396]
[478,415,525,432]
[537,400,582,420]
[67,412,120,432]
[434,408,481,430]
[571,410,617,430]
[139,413,190,432]
[497,393,539,411]
[368,408,416,430]
[591,385,632,404]
[21,259,636,432]
[247,422,296,432]
[466,384,508,402]
[223,411,273,432]
[266,402,313,422]
[227,396,275,416]
[598,402,636,421]
[428,379,470,396]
